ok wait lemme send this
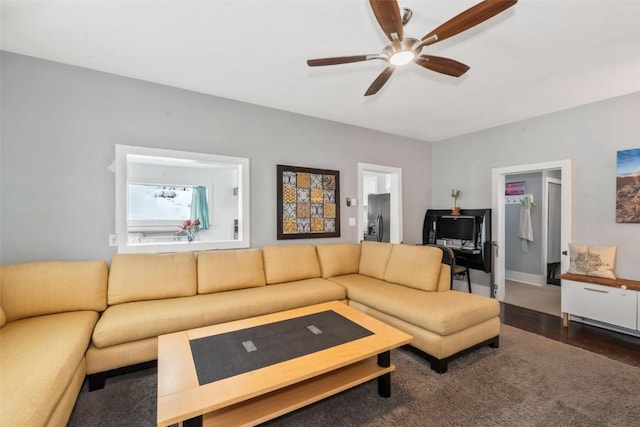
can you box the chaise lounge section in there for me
[319,241,500,373]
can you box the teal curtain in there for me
[191,186,209,230]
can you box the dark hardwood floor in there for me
[500,302,640,368]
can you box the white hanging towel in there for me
[518,197,534,252]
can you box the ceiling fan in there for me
[307,0,517,96]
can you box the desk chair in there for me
[426,244,472,293]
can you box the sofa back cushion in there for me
[384,244,443,292]
[108,252,196,304]
[316,243,361,278]
[262,244,321,284]
[437,264,452,292]
[359,241,393,280]
[197,249,266,293]
[0,260,108,322]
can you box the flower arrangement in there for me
[180,218,201,241]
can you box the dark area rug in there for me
[68,325,640,426]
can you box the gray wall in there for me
[0,52,432,264]
[432,92,640,279]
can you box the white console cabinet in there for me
[561,273,640,336]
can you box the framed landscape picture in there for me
[277,165,340,239]
[616,148,640,223]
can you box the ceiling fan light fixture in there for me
[383,38,419,66]
[389,50,415,65]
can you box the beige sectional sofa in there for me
[0,241,499,426]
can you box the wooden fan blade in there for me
[369,0,403,41]
[415,55,470,77]
[421,0,517,45]
[307,55,375,67]
[365,66,395,96]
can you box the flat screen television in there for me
[436,216,476,243]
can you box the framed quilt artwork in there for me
[277,165,340,239]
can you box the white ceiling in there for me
[2,0,639,142]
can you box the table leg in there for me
[377,351,391,397]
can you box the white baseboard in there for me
[452,279,491,297]
[505,270,546,286]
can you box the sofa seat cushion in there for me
[329,274,499,336]
[92,278,346,348]
[0,311,98,426]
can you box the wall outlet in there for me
[108,234,118,246]
[348,217,356,227]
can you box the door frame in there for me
[491,159,572,301]
[542,177,562,277]
[357,163,403,243]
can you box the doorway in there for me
[491,160,572,314]
[357,163,403,243]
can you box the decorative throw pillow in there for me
[567,243,616,279]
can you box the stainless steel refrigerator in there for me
[364,193,391,242]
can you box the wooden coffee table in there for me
[157,301,412,426]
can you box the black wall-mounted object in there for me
[423,209,492,273]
